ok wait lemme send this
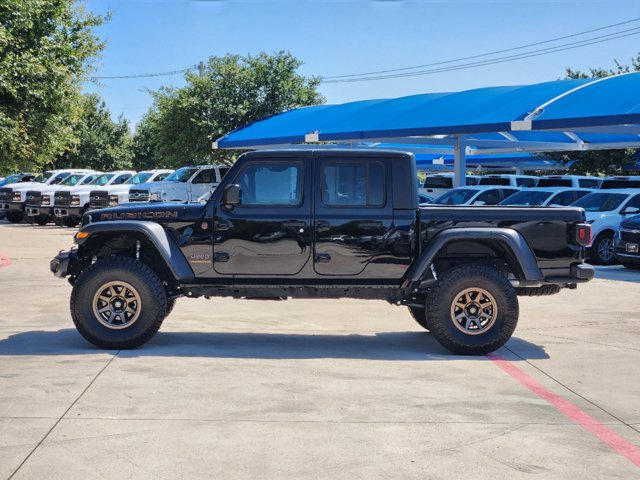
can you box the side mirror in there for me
[222,184,240,207]
[622,206,640,215]
[472,200,486,206]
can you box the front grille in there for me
[0,188,12,202]
[25,190,41,206]
[620,230,640,243]
[129,189,149,202]
[89,190,109,208]
[54,191,71,207]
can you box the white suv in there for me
[418,173,481,198]
[571,189,640,264]
[600,176,640,189]
[88,169,174,210]
[129,165,229,203]
[536,175,602,189]
[477,174,539,188]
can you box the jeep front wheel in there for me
[70,256,167,349]
[426,265,519,355]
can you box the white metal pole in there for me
[453,135,467,187]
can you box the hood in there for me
[95,184,132,194]
[621,214,640,230]
[5,182,48,192]
[85,201,207,224]
[133,181,169,192]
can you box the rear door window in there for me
[321,162,385,207]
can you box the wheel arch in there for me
[76,221,194,283]
[404,228,543,287]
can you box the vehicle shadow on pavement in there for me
[0,328,549,360]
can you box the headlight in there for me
[150,192,162,201]
[71,195,80,206]
[41,195,51,206]
[108,195,118,206]
[12,192,21,201]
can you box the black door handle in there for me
[216,220,230,231]
[357,221,383,229]
[214,252,230,262]
[316,221,330,232]
[282,221,306,228]
[315,253,331,263]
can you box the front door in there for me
[313,158,395,276]
[213,159,311,275]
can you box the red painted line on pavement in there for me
[0,255,11,269]
[488,352,640,468]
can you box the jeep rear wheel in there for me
[70,256,167,349]
[426,265,519,355]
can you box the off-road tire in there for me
[70,256,167,349]
[590,232,615,265]
[515,284,561,296]
[408,305,430,331]
[426,264,519,355]
[5,211,24,223]
[34,215,49,226]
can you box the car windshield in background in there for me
[80,175,99,185]
[433,189,480,205]
[125,172,154,185]
[32,171,56,183]
[50,172,71,184]
[572,193,628,212]
[479,178,510,186]
[423,177,452,189]
[537,179,572,187]
[0,174,21,185]
[165,168,198,182]
[500,190,553,206]
[60,174,87,186]
[600,179,640,189]
[91,174,115,186]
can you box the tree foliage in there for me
[551,54,640,176]
[133,52,324,168]
[53,93,133,171]
[0,0,107,175]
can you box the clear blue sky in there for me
[84,0,640,128]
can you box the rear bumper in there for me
[543,262,595,284]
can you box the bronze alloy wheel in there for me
[92,281,142,330]
[449,287,498,335]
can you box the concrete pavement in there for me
[0,221,639,479]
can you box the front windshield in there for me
[0,174,21,186]
[164,167,198,183]
[80,174,99,185]
[433,189,480,205]
[49,172,70,184]
[125,172,154,185]
[90,174,115,186]
[32,171,56,184]
[60,174,88,186]
[572,193,628,212]
[500,190,553,206]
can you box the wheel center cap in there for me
[465,303,481,318]
[111,297,125,311]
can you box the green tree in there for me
[550,54,640,175]
[0,0,106,175]
[53,93,133,171]
[134,51,324,168]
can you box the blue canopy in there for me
[215,73,640,153]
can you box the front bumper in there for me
[54,206,82,218]
[26,206,52,217]
[3,202,24,212]
[50,250,72,278]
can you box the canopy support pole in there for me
[453,135,467,187]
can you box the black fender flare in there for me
[404,228,543,287]
[75,220,195,282]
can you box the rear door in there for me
[313,156,393,276]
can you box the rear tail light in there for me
[575,223,591,246]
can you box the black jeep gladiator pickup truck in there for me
[51,150,594,354]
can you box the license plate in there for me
[626,243,639,253]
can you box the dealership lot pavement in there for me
[0,221,639,479]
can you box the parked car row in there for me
[421,183,640,267]
[418,173,640,198]
[0,165,228,227]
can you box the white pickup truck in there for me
[128,165,229,203]
[0,169,94,223]
[53,171,136,227]
[88,169,174,211]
